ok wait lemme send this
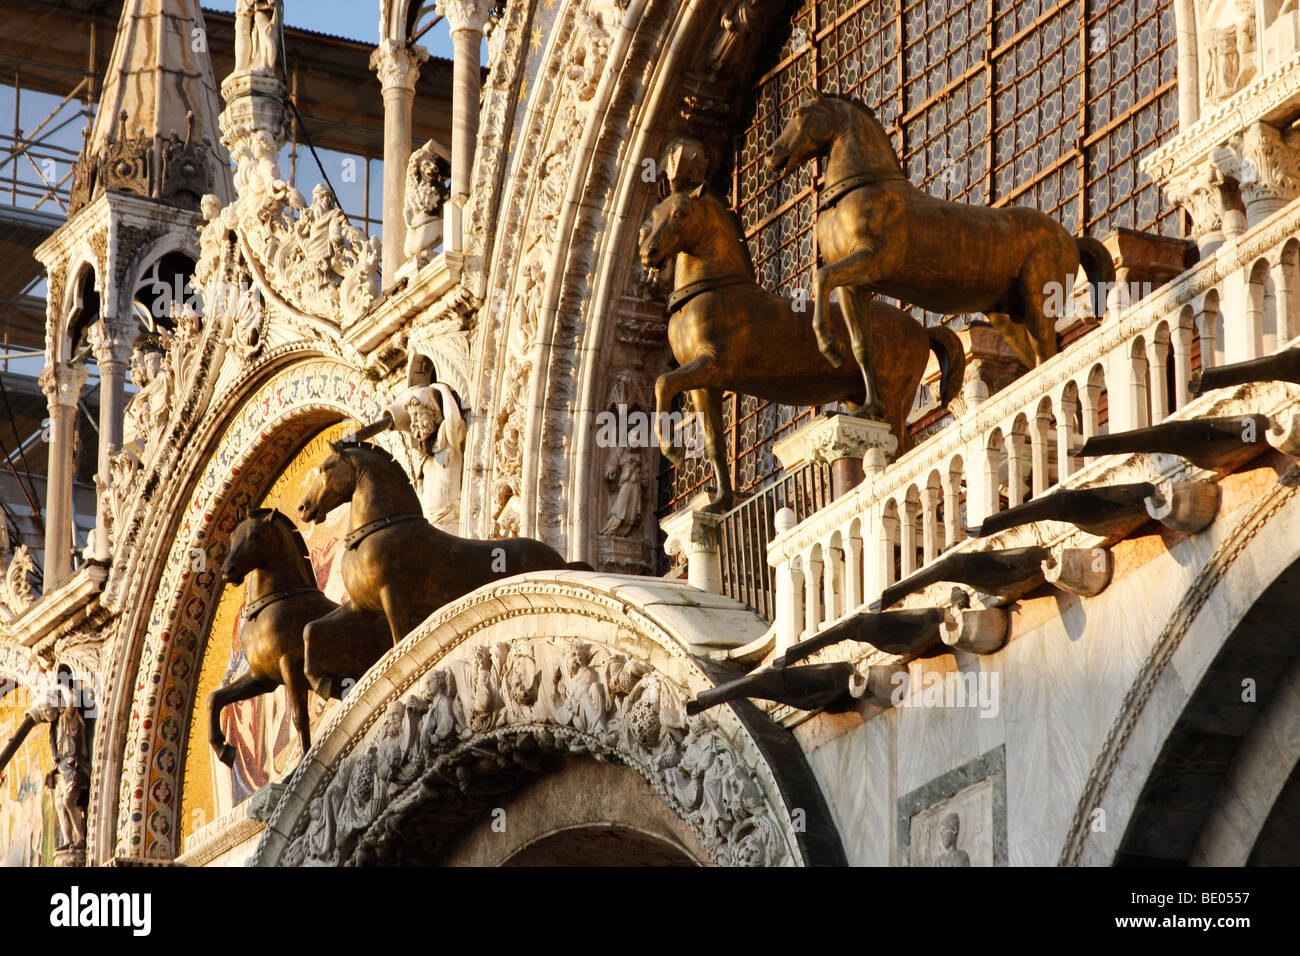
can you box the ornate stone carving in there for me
[389,383,466,531]
[243,182,380,330]
[403,138,451,263]
[280,639,793,866]
[0,545,38,621]
[1235,120,1300,217]
[599,446,645,537]
[234,0,282,77]
[707,0,767,76]
[435,0,493,36]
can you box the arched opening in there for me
[1115,555,1300,865]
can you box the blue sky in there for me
[202,1,456,60]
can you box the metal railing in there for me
[718,459,832,620]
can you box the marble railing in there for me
[761,201,1300,654]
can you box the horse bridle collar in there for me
[666,275,750,316]
[243,585,319,621]
[818,171,902,211]
[346,512,425,550]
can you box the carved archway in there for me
[1062,464,1300,864]
[254,574,846,867]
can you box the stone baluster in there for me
[843,526,864,614]
[1171,313,1195,409]
[921,482,942,564]
[1146,334,1171,424]
[804,547,823,636]
[1055,389,1078,481]
[1030,408,1053,496]
[942,466,964,552]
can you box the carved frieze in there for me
[280,638,793,867]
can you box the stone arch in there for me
[253,573,847,867]
[1061,464,1300,864]
[93,355,390,862]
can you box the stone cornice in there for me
[1142,52,1300,182]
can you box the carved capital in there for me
[370,39,428,93]
[435,0,492,36]
[1236,121,1300,212]
[1164,162,1239,247]
[39,362,89,408]
[773,414,899,471]
[86,321,135,371]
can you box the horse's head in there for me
[639,183,713,268]
[223,508,295,585]
[766,93,840,175]
[298,440,358,524]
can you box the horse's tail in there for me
[925,324,967,407]
[1076,236,1116,321]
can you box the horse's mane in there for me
[695,187,757,275]
[252,507,311,560]
[338,441,416,486]
[822,93,904,173]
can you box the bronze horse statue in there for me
[298,440,589,643]
[209,508,391,764]
[639,183,964,511]
[766,92,1114,409]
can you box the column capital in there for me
[370,39,429,93]
[1236,121,1300,217]
[435,0,493,37]
[773,413,898,471]
[87,321,135,371]
[39,362,89,408]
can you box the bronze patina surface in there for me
[209,508,391,764]
[766,92,1115,396]
[640,184,964,511]
[298,441,587,642]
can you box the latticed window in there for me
[660,0,1182,516]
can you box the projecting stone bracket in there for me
[849,663,910,705]
[940,604,1009,655]
[1042,546,1114,597]
[1144,480,1221,533]
[1268,411,1300,457]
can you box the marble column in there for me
[436,0,492,254]
[88,321,133,562]
[371,38,428,287]
[39,361,89,589]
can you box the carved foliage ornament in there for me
[281,638,793,866]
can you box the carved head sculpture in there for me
[404,388,444,451]
[222,507,308,585]
[765,92,841,176]
[128,338,164,388]
[297,442,360,524]
[639,183,714,268]
[200,192,222,222]
[939,811,960,850]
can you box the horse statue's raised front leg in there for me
[654,356,715,469]
[208,673,277,766]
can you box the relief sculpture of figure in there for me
[396,384,465,533]
[599,446,644,536]
[934,811,971,867]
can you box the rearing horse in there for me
[298,441,589,643]
[767,92,1115,406]
[640,184,965,511]
[208,508,391,764]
